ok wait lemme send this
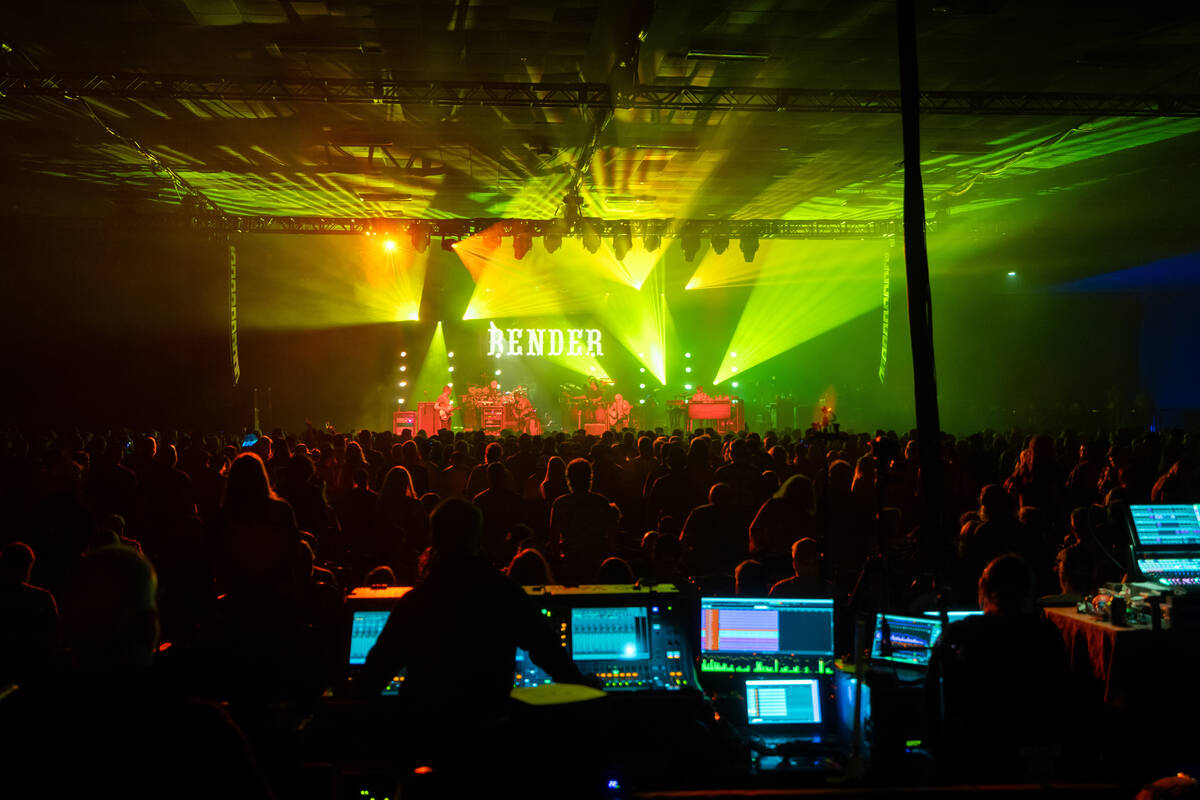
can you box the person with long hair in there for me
[374,466,431,582]
[213,452,301,597]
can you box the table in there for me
[1043,606,1199,709]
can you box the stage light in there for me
[495,370,502,376]
[685,366,692,373]
[639,399,645,405]
[685,384,693,390]
[399,365,407,372]
[711,231,729,255]
[448,366,454,372]
[638,352,645,358]
[441,237,458,251]
[740,234,758,262]
[582,226,601,254]
[639,367,646,373]
[680,233,700,262]
[448,351,455,359]
[644,232,661,252]
[480,227,502,253]
[732,381,739,388]
[639,383,646,389]
[513,228,532,260]
[613,222,632,261]
[1007,271,1017,277]
[731,366,738,372]
[398,398,406,404]
[400,351,407,358]
[685,352,691,359]
[410,223,430,253]
[383,238,397,252]
[399,381,407,387]
[730,352,737,358]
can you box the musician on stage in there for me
[434,384,455,429]
[585,377,605,424]
[607,393,632,429]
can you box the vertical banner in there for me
[879,238,892,384]
[229,242,240,386]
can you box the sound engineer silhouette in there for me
[357,497,585,713]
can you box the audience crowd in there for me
[1,420,1197,794]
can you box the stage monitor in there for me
[745,679,823,726]
[871,614,942,667]
[1128,504,1200,548]
[570,606,650,661]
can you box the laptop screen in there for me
[348,610,390,665]
[745,679,822,725]
[1128,505,1200,547]
[871,614,942,666]
[700,597,834,657]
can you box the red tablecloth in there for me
[1043,606,1199,709]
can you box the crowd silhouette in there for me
[1,420,1197,794]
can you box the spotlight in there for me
[639,399,645,405]
[448,352,455,359]
[732,381,739,388]
[399,381,408,387]
[740,233,759,262]
[684,384,693,391]
[383,238,397,252]
[448,366,455,372]
[513,229,532,260]
[400,351,407,358]
[731,366,738,372]
[639,383,646,389]
[730,352,738,358]
[680,232,700,263]
[398,398,406,404]
[639,367,645,373]
[684,352,691,359]
[644,232,661,252]
[613,222,632,261]
[410,223,430,253]
[1007,271,1017,277]
[399,365,407,372]
[480,227,502,253]
[581,225,601,254]
[711,231,729,255]
[494,370,502,376]
[685,367,692,373]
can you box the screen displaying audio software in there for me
[700,597,834,657]
[571,606,650,660]
[1129,504,1200,547]
[745,679,822,725]
[348,610,390,665]
[870,614,942,666]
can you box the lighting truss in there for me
[2,72,1197,116]
[171,214,899,239]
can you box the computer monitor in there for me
[745,679,822,725]
[1128,504,1200,548]
[700,597,835,657]
[871,614,942,667]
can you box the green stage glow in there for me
[593,264,671,384]
[458,227,624,321]
[713,240,888,384]
[413,321,450,405]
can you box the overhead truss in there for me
[175,213,900,239]
[2,72,1198,116]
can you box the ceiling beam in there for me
[2,72,1198,116]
